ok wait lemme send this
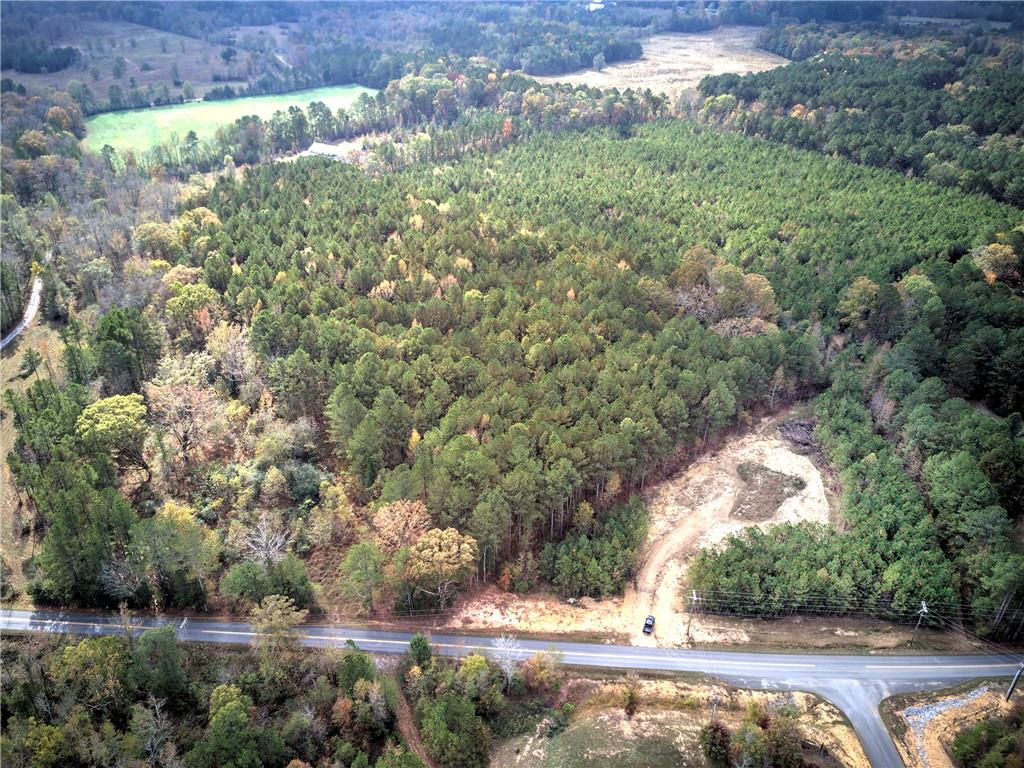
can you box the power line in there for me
[928,611,1021,662]
[692,586,1004,623]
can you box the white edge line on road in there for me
[864,664,1018,670]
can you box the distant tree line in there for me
[0,41,80,74]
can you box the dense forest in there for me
[952,700,1024,768]
[699,23,1024,205]
[5,115,1021,627]
[3,5,1024,765]
[129,65,672,175]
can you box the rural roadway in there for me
[2,608,1020,766]
[0,276,43,351]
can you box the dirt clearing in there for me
[624,408,833,646]
[445,406,974,652]
[532,26,787,100]
[491,677,866,768]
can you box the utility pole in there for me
[1007,662,1024,701]
[911,601,928,645]
[686,590,701,642]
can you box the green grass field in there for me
[83,84,377,155]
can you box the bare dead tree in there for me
[244,511,288,564]
[490,633,523,692]
[116,601,145,653]
[99,549,147,606]
[133,695,181,768]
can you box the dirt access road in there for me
[623,409,833,646]
[533,26,787,100]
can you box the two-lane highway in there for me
[2,608,1018,766]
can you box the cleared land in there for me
[623,408,832,646]
[447,407,832,644]
[491,677,865,768]
[533,26,787,99]
[445,406,970,652]
[83,84,376,155]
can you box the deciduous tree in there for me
[408,528,478,608]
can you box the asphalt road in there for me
[3,608,1018,767]
[0,276,43,351]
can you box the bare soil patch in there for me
[491,677,866,768]
[624,407,832,646]
[532,26,787,100]
[445,585,628,643]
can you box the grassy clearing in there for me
[533,26,786,99]
[491,707,700,768]
[83,84,377,155]
[491,678,858,768]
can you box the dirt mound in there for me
[730,461,806,522]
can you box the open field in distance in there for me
[533,26,787,99]
[83,84,376,154]
[1,19,248,101]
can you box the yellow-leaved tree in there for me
[408,528,478,609]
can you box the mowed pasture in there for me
[83,84,377,155]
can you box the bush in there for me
[220,554,314,609]
[699,721,733,768]
[416,692,491,768]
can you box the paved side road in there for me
[2,608,1018,767]
[0,276,43,351]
